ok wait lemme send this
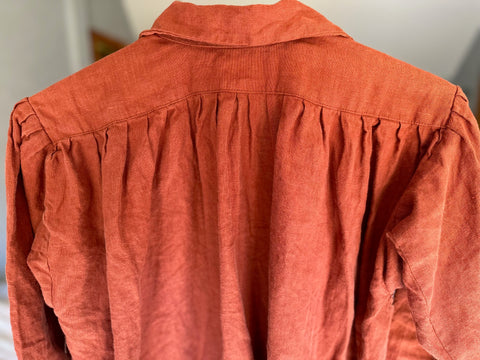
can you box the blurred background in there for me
[0,0,479,357]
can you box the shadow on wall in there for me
[90,29,127,61]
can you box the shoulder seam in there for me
[444,85,480,148]
[445,85,460,128]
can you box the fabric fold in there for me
[7,88,478,359]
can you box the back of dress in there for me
[5,0,480,359]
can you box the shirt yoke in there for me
[26,35,462,145]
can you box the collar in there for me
[139,0,351,47]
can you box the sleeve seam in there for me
[444,86,480,165]
[385,231,455,360]
[446,85,460,128]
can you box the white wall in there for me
[0,0,135,280]
[122,0,480,81]
[0,0,72,279]
[64,0,95,73]
[317,0,480,81]
[88,0,136,44]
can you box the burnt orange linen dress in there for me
[5,0,480,359]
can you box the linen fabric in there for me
[5,0,480,359]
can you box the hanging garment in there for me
[5,0,480,359]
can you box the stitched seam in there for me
[386,232,455,360]
[451,109,474,123]
[34,146,57,310]
[43,151,57,311]
[26,97,55,146]
[140,30,351,48]
[48,89,453,146]
[44,213,55,311]
[444,86,478,162]
[18,113,37,125]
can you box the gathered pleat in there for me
[22,91,439,359]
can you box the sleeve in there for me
[383,86,480,360]
[5,98,70,359]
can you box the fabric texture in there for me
[5,0,480,359]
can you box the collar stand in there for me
[139,0,351,48]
